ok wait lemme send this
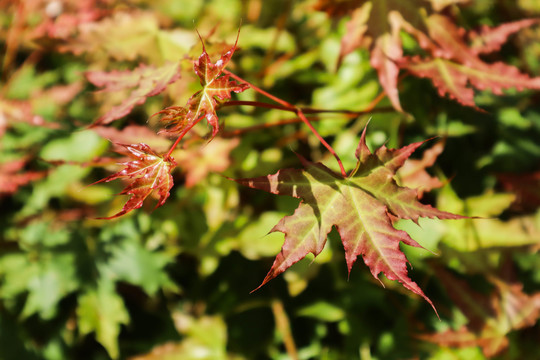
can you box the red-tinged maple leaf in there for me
[87,62,181,127]
[316,0,434,111]
[496,171,540,212]
[0,159,46,195]
[92,143,176,219]
[30,0,111,42]
[468,19,540,55]
[317,1,540,110]
[92,125,172,153]
[0,98,47,136]
[233,126,464,311]
[420,268,540,357]
[400,15,540,107]
[157,32,248,139]
[173,137,239,188]
[396,140,445,198]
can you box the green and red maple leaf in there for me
[316,0,540,110]
[233,127,464,309]
[92,143,176,219]
[420,268,540,356]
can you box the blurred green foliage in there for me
[1,0,540,359]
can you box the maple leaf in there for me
[468,19,539,55]
[0,159,46,195]
[157,32,249,139]
[173,137,240,188]
[420,268,540,357]
[60,11,195,63]
[396,140,445,198]
[401,15,540,107]
[233,127,464,310]
[92,125,172,153]
[87,61,181,127]
[92,143,176,219]
[496,171,540,212]
[317,1,540,110]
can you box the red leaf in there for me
[233,126,464,312]
[173,137,239,188]
[93,143,176,219]
[318,2,540,109]
[0,159,46,195]
[87,61,181,126]
[421,268,540,357]
[92,125,172,153]
[396,140,445,198]
[496,171,540,212]
[469,19,540,55]
[157,32,248,139]
[401,15,540,107]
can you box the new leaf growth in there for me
[92,143,176,219]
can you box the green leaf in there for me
[77,280,129,360]
[105,239,176,294]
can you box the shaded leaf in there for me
[420,268,540,357]
[105,239,177,294]
[87,61,181,126]
[93,143,176,219]
[497,171,540,212]
[233,126,464,310]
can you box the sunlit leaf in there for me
[233,126,464,310]
[87,61,181,126]
[93,143,176,219]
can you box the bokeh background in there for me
[1,0,540,359]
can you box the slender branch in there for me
[271,299,299,360]
[164,116,204,158]
[296,109,347,177]
[223,69,294,108]
[221,115,324,137]
[223,71,389,177]
[223,100,392,116]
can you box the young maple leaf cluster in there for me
[89,35,247,218]
[316,0,540,110]
[233,126,465,310]
[157,33,249,138]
